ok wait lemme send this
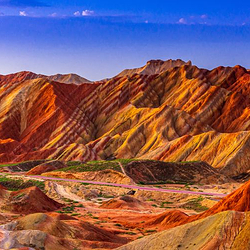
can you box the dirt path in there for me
[19,174,228,197]
[46,181,85,202]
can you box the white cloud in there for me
[82,10,94,16]
[74,11,81,16]
[145,20,149,24]
[19,11,27,16]
[49,12,57,17]
[178,18,187,24]
[201,14,208,19]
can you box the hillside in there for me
[1,60,250,176]
[117,210,250,250]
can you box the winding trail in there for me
[22,174,227,197]
[0,172,227,197]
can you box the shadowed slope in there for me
[123,160,231,184]
[1,61,250,175]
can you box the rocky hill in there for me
[117,210,250,250]
[1,60,250,177]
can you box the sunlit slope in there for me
[1,61,250,175]
[117,211,250,250]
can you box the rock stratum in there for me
[118,178,250,250]
[1,59,250,177]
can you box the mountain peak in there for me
[117,59,192,77]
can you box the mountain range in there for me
[1,59,250,178]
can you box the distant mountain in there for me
[0,61,250,178]
[0,71,91,85]
[116,59,191,77]
[43,73,91,84]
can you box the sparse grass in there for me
[160,201,173,208]
[76,204,84,207]
[183,196,209,212]
[0,176,45,191]
[71,213,81,216]
[145,230,157,233]
[147,199,155,201]
[0,159,48,169]
[58,159,144,174]
[62,205,75,213]
[14,193,25,199]
[114,223,122,227]
[123,232,136,235]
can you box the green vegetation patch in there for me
[58,159,141,173]
[0,176,45,191]
[182,196,209,212]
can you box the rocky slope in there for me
[117,210,250,250]
[124,160,231,184]
[0,213,127,249]
[115,178,250,231]
[26,160,67,175]
[1,186,62,214]
[1,60,250,176]
[118,179,250,250]
[116,59,191,77]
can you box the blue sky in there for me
[0,0,250,80]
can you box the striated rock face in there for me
[2,186,63,214]
[124,160,231,184]
[123,178,250,232]
[117,211,250,250]
[1,60,250,176]
[0,71,91,85]
[26,160,67,175]
[100,196,149,210]
[116,59,191,77]
[44,73,91,84]
[0,213,127,250]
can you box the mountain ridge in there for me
[1,60,250,177]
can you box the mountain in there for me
[116,59,191,77]
[0,71,91,85]
[44,73,91,84]
[1,60,250,177]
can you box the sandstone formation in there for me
[42,169,132,185]
[124,160,231,184]
[115,178,250,231]
[116,59,191,77]
[0,213,127,250]
[100,196,149,210]
[1,60,250,176]
[26,160,67,175]
[1,186,62,214]
[117,211,250,250]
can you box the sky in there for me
[0,0,250,80]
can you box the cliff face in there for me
[1,60,250,176]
